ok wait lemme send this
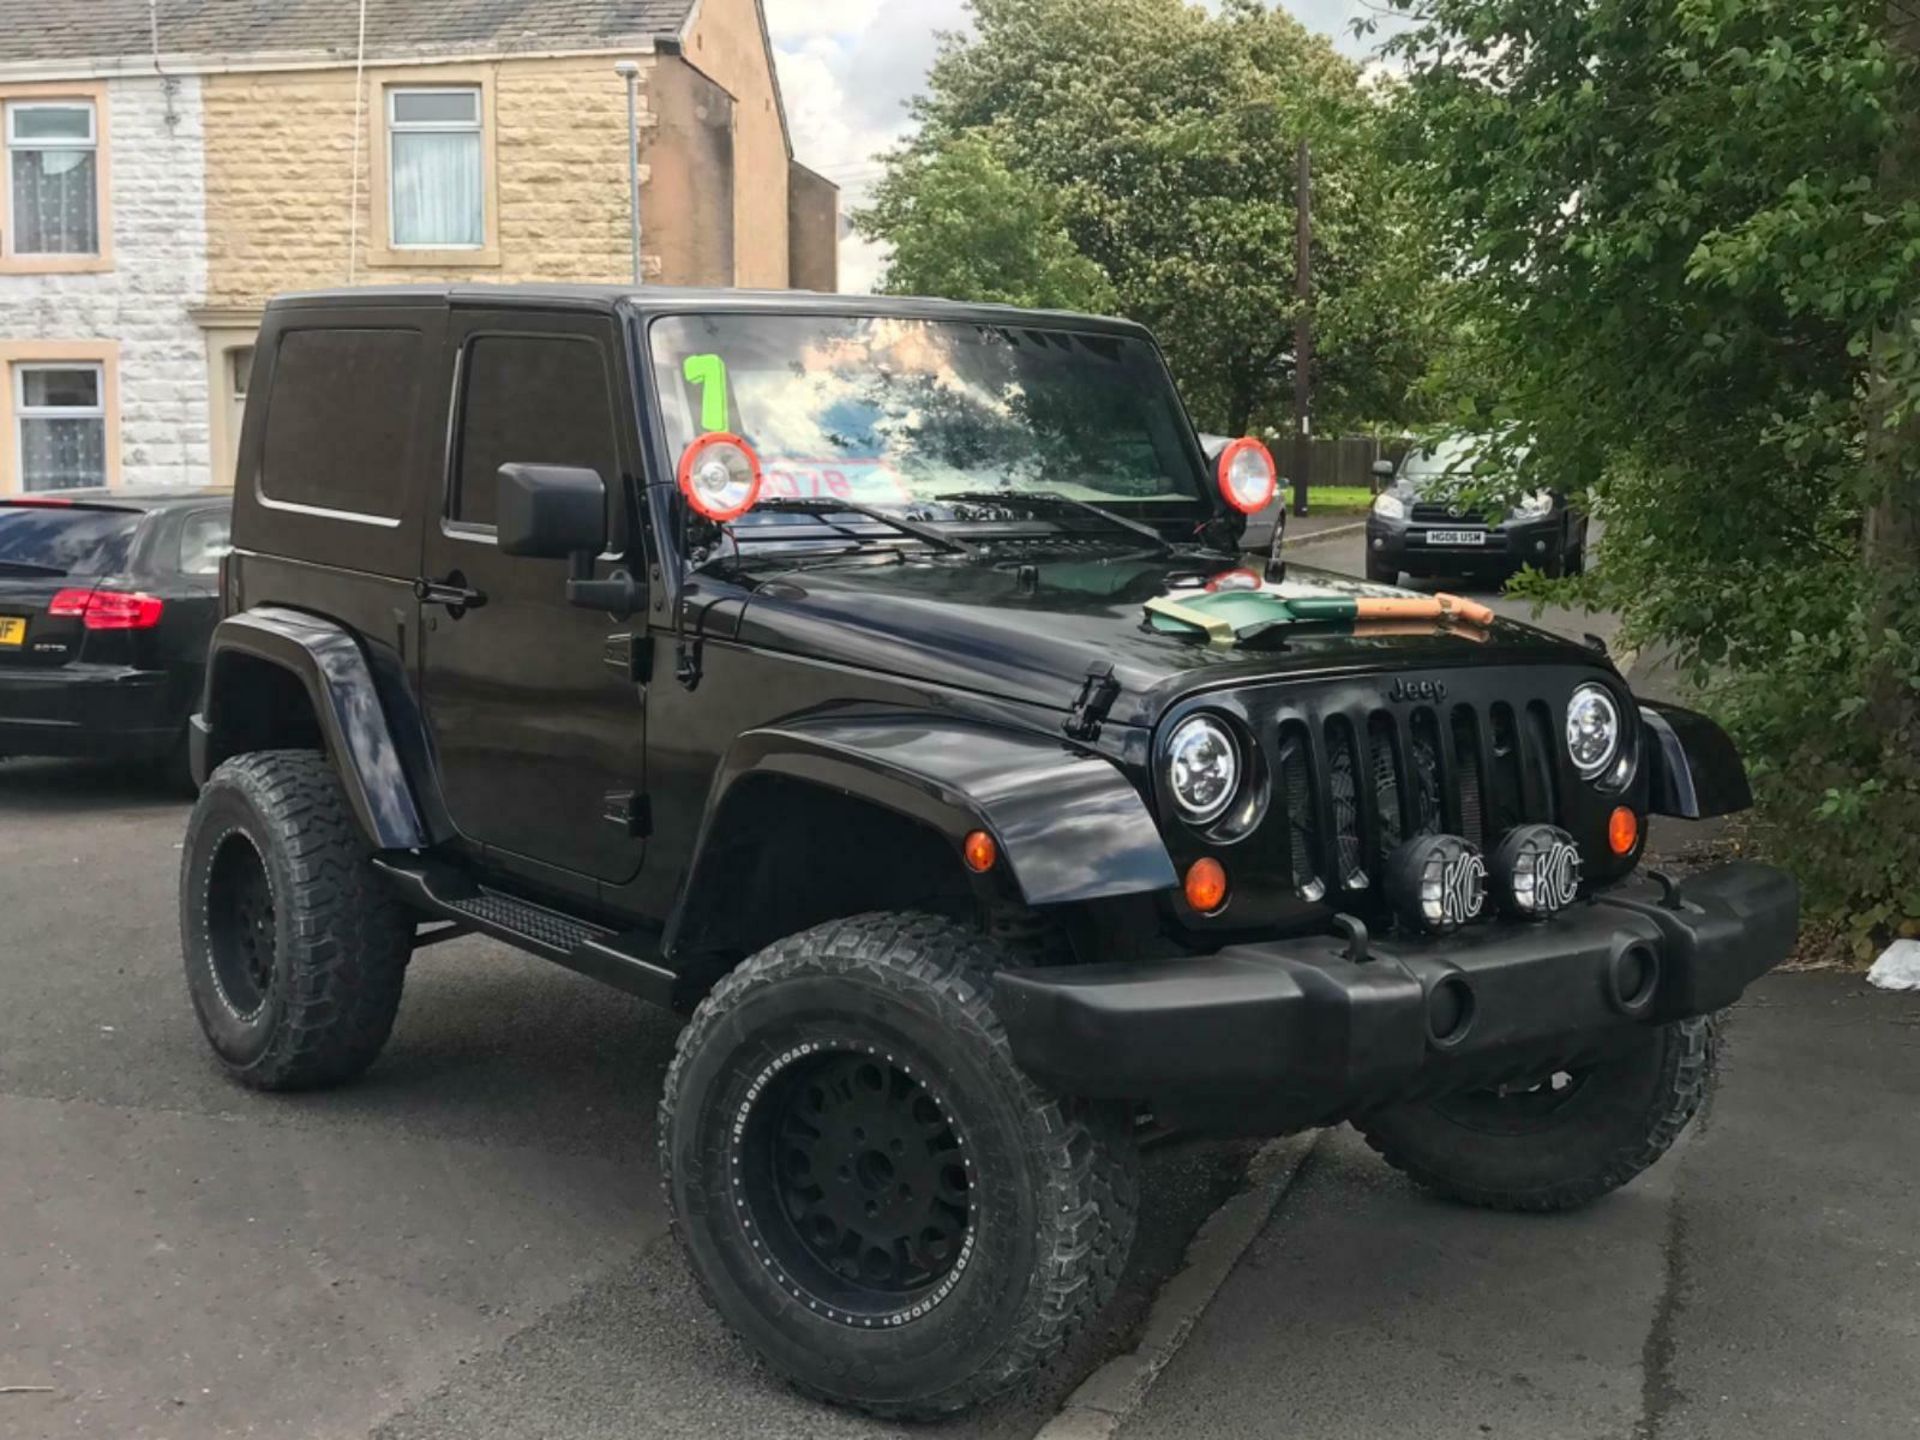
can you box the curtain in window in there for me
[20,416,106,491]
[11,148,97,254]
[391,132,482,247]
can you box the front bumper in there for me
[994,861,1798,1134]
[1368,514,1564,573]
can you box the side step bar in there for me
[372,855,677,1009]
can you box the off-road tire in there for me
[181,749,413,1090]
[1365,556,1399,585]
[660,912,1139,1419]
[1356,1016,1717,1213]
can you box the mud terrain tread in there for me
[184,749,412,1090]
[1359,1016,1717,1213]
[658,911,1139,1420]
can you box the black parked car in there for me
[179,286,1793,1420]
[0,490,230,782]
[1366,436,1588,586]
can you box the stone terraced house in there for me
[0,0,838,493]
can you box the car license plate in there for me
[0,616,24,647]
[1427,530,1486,547]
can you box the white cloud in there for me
[767,1,1404,293]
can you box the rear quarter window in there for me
[0,506,140,577]
[177,508,232,576]
[260,328,422,519]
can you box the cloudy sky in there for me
[763,1,1399,292]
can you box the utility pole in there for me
[1292,137,1313,517]
[615,59,643,285]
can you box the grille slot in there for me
[1277,721,1322,901]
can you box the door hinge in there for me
[1064,661,1121,741]
[604,790,652,838]
[604,631,654,683]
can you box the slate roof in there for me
[0,0,700,65]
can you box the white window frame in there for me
[386,85,484,251]
[14,361,107,491]
[4,99,100,258]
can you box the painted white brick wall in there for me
[0,75,211,488]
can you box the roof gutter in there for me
[0,39,660,85]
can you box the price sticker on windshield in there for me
[762,460,911,502]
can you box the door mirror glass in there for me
[496,464,607,559]
[1371,458,1397,480]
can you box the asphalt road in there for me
[1119,969,1920,1440]
[0,759,1253,1440]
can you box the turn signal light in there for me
[1608,807,1640,856]
[962,829,998,874]
[1184,857,1228,914]
[48,587,165,631]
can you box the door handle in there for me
[413,573,487,612]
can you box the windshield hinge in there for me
[1064,662,1121,742]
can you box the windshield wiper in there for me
[751,497,976,557]
[940,491,1175,555]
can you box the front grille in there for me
[1410,502,1486,524]
[1275,694,1563,901]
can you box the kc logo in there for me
[1442,850,1488,926]
[1536,841,1582,913]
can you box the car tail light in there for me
[47,586,165,630]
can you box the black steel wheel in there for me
[1356,1016,1718,1212]
[661,912,1138,1418]
[737,1044,975,1325]
[204,830,278,1020]
[181,750,414,1090]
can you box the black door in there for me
[417,309,647,886]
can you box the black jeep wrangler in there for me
[180,284,1798,1418]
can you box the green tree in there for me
[1383,0,1920,943]
[856,0,1440,437]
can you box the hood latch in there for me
[1064,661,1121,742]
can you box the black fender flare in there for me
[196,607,432,850]
[664,712,1177,957]
[1639,701,1752,819]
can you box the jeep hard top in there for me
[180,284,1798,1418]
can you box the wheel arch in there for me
[196,607,435,851]
[663,713,1177,972]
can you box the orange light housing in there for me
[1184,857,1229,914]
[963,830,998,874]
[1608,806,1640,856]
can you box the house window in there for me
[15,363,107,492]
[6,101,98,256]
[388,87,484,248]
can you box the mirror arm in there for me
[564,550,642,619]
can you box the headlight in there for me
[1165,715,1240,824]
[1373,491,1407,521]
[1566,683,1621,780]
[1512,491,1552,520]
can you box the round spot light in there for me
[1383,834,1487,936]
[1491,824,1583,919]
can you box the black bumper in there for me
[994,861,1798,1134]
[1368,515,1564,573]
[0,664,180,760]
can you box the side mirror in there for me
[496,464,607,559]
[1371,459,1397,480]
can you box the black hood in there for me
[726,550,1607,728]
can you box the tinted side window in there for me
[261,328,421,519]
[454,334,619,528]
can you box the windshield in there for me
[648,314,1207,510]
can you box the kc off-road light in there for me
[1215,438,1278,514]
[1566,682,1621,780]
[1383,834,1488,935]
[677,432,763,522]
[1164,714,1241,825]
[1491,824,1583,918]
